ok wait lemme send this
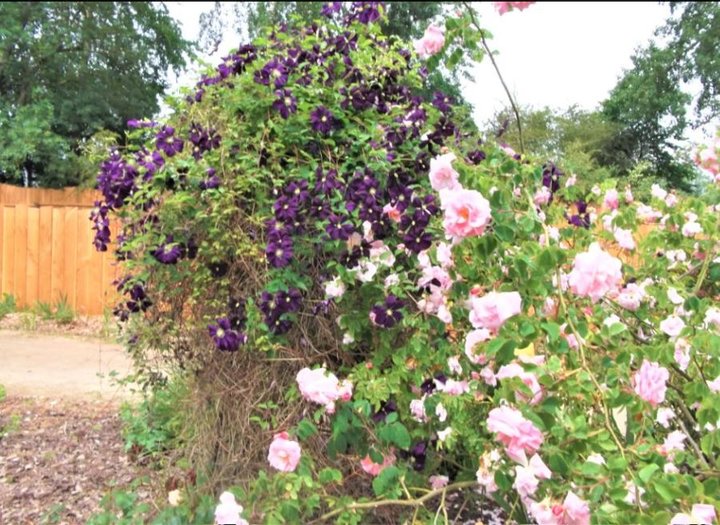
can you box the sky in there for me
[164,2,671,126]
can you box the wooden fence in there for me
[0,184,120,315]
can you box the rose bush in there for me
[95,2,720,524]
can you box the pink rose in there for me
[268,432,301,472]
[440,188,492,239]
[383,202,402,223]
[493,1,535,15]
[660,315,685,339]
[296,367,351,413]
[671,504,717,524]
[414,24,445,59]
[496,363,543,405]
[568,243,622,302]
[709,376,720,393]
[214,492,248,525]
[633,360,669,407]
[534,186,552,206]
[604,189,619,210]
[429,152,461,191]
[429,475,449,490]
[561,491,591,525]
[487,406,543,463]
[360,451,395,476]
[469,291,522,332]
[614,228,635,250]
[659,430,686,460]
[437,378,469,396]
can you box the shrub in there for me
[96,3,720,524]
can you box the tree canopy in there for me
[0,2,191,187]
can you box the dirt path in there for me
[0,330,134,400]
[0,331,151,524]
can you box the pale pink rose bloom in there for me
[429,475,449,490]
[528,453,552,479]
[657,407,675,428]
[268,432,301,472]
[476,450,501,494]
[671,504,718,525]
[633,360,669,407]
[586,453,606,465]
[487,406,544,463]
[562,491,591,525]
[296,367,351,413]
[440,188,492,239]
[543,297,558,317]
[436,241,454,268]
[360,452,395,476]
[565,173,577,188]
[414,24,445,59]
[568,243,622,302]
[665,193,679,207]
[665,462,680,474]
[624,187,634,203]
[324,276,346,299]
[696,144,719,175]
[448,356,463,375]
[614,228,635,250]
[480,365,497,386]
[435,402,448,422]
[682,220,703,238]
[384,273,399,288]
[636,203,663,222]
[438,426,453,442]
[215,492,248,525]
[660,430,686,460]
[437,379,469,396]
[708,376,720,393]
[419,264,453,291]
[674,338,691,371]
[383,202,402,223]
[651,184,668,200]
[534,186,552,206]
[410,398,428,422]
[494,1,535,15]
[496,363,543,405]
[616,283,645,311]
[338,380,353,401]
[660,315,685,338]
[428,152,460,191]
[668,287,684,305]
[704,307,720,329]
[513,464,540,498]
[468,291,522,332]
[691,504,717,524]
[527,499,559,525]
[604,189,619,210]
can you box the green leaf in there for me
[318,468,343,485]
[541,322,561,342]
[378,422,411,449]
[296,418,317,440]
[372,466,400,497]
[638,463,660,484]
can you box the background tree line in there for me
[0,1,716,190]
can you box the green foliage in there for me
[0,2,191,187]
[0,293,16,319]
[53,294,74,325]
[120,377,188,460]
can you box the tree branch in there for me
[462,2,525,154]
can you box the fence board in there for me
[50,207,65,305]
[26,207,40,306]
[13,205,28,305]
[64,207,78,310]
[37,207,53,304]
[2,207,15,297]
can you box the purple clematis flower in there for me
[265,234,294,268]
[370,295,404,328]
[199,168,221,190]
[321,2,342,17]
[310,106,334,135]
[155,126,184,157]
[208,318,245,351]
[272,89,298,119]
[152,237,184,264]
